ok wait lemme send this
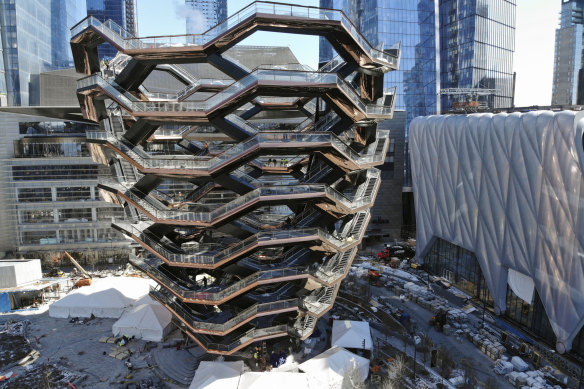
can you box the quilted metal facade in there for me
[410,111,584,353]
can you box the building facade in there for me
[439,0,515,110]
[552,0,584,105]
[0,112,130,262]
[71,2,399,353]
[185,0,227,34]
[86,0,136,61]
[0,0,85,106]
[410,110,584,360]
[319,0,515,237]
[320,0,439,126]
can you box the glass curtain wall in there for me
[86,0,135,60]
[0,0,52,106]
[0,0,83,106]
[51,0,86,69]
[424,237,584,359]
[320,0,439,126]
[439,0,515,110]
[185,0,228,34]
[423,237,493,306]
[1,117,128,255]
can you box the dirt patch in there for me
[0,321,33,368]
[0,334,31,368]
[0,363,82,389]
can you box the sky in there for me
[137,0,559,106]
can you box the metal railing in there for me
[87,128,389,174]
[116,211,371,266]
[153,288,299,333]
[79,69,395,120]
[100,169,378,225]
[71,2,399,68]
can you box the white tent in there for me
[189,361,243,389]
[112,303,172,341]
[299,346,369,388]
[331,320,373,350]
[131,293,156,307]
[238,371,311,389]
[49,276,157,319]
[90,276,156,301]
[49,288,132,318]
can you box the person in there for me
[202,142,208,156]
[202,276,207,288]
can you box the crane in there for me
[53,252,93,287]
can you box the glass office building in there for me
[320,0,516,118]
[0,112,129,261]
[185,0,227,34]
[439,0,515,110]
[86,0,136,60]
[320,0,439,127]
[52,0,86,69]
[552,0,584,105]
[320,0,515,234]
[0,0,85,106]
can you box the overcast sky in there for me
[138,0,560,106]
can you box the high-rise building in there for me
[185,0,227,34]
[552,0,584,105]
[320,0,516,238]
[320,0,439,126]
[52,0,87,69]
[439,0,515,110]
[0,0,85,106]
[71,2,399,353]
[86,0,136,61]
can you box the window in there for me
[57,208,92,222]
[21,209,54,224]
[56,187,91,201]
[18,187,52,202]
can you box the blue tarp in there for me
[0,293,11,312]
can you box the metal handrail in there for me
[71,2,399,68]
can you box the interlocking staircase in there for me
[72,0,399,355]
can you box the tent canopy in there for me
[238,372,311,389]
[331,320,373,350]
[112,302,172,341]
[299,346,369,388]
[190,361,243,389]
[49,276,156,319]
[49,287,131,318]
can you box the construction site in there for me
[1,2,583,389]
[2,242,581,389]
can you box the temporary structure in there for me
[189,361,243,389]
[49,287,131,318]
[331,320,373,350]
[112,303,172,341]
[131,293,156,306]
[91,276,156,300]
[299,346,369,388]
[49,276,156,319]
[238,371,311,389]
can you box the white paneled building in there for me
[410,111,584,357]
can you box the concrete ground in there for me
[378,287,513,388]
[339,264,515,388]
[0,308,164,388]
